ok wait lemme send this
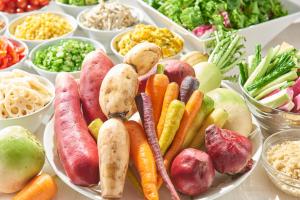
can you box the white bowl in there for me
[55,0,97,17]
[0,74,55,133]
[7,11,78,50]
[77,5,144,51]
[0,12,8,35]
[28,36,106,83]
[0,3,50,21]
[0,38,29,72]
[111,28,184,61]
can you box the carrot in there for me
[157,82,179,139]
[135,93,180,200]
[179,76,199,103]
[13,174,57,200]
[125,120,159,200]
[158,90,203,188]
[145,65,169,132]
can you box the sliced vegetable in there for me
[125,121,159,200]
[135,93,180,200]
[259,89,291,109]
[157,82,180,139]
[159,100,185,155]
[13,174,57,200]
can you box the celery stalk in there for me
[254,81,294,100]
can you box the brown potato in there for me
[99,64,138,119]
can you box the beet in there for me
[205,125,253,175]
[171,148,215,196]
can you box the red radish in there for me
[171,148,215,196]
[291,78,300,97]
[55,73,99,186]
[79,49,114,124]
[135,93,180,200]
[205,125,253,175]
[180,76,199,103]
[292,94,300,112]
[264,88,280,98]
[160,60,195,86]
[192,25,215,37]
[278,100,295,112]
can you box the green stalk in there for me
[254,81,293,100]
[259,89,290,109]
[217,35,240,69]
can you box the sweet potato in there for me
[124,42,162,76]
[99,64,138,119]
[80,49,114,124]
[55,73,99,186]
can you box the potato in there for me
[99,64,138,119]
[124,42,162,76]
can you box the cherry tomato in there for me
[26,4,38,12]
[16,8,24,13]
[17,0,27,9]
[29,0,39,6]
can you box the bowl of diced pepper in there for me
[0,36,28,71]
[8,11,78,49]
[28,36,105,82]
[0,0,51,20]
[55,0,99,17]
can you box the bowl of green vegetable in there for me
[239,42,300,135]
[55,0,98,17]
[28,36,105,82]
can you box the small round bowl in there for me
[77,5,144,51]
[0,38,29,72]
[0,2,50,21]
[28,36,106,83]
[239,80,300,135]
[0,12,8,35]
[55,0,97,17]
[262,129,300,197]
[8,11,78,50]
[0,73,55,133]
[111,28,184,61]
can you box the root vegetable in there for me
[157,82,180,139]
[180,76,199,103]
[99,64,138,119]
[161,60,195,85]
[205,125,253,175]
[138,66,157,93]
[180,51,208,66]
[13,174,57,200]
[124,42,162,76]
[135,93,180,200]
[80,49,114,123]
[125,121,159,200]
[170,148,215,196]
[55,73,99,186]
[98,118,130,198]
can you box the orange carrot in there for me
[158,90,204,188]
[125,121,159,200]
[13,174,57,200]
[157,82,179,139]
[145,70,169,133]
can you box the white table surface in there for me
[1,1,300,200]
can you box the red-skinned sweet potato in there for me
[55,73,99,186]
[80,49,114,124]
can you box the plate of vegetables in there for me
[138,0,300,53]
[0,36,28,71]
[44,39,263,200]
[29,36,105,82]
[239,42,300,134]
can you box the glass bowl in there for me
[262,129,300,197]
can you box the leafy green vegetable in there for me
[146,0,287,31]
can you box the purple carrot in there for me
[135,93,180,200]
[180,76,200,103]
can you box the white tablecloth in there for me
[1,0,300,199]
